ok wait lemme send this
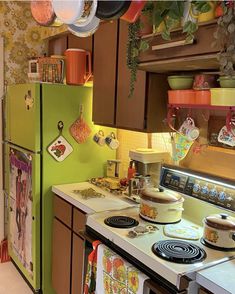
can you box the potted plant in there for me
[127,0,212,97]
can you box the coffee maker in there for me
[128,149,170,199]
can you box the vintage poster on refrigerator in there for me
[9,147,33,277]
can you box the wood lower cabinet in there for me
[52,218,71,294]
[52,196,87,294]
[71,234,85,294]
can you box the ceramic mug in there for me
[179,117,199,141]
[105,132,119,150]
[93,130,105,146]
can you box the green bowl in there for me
[167,75,194,90]
[218,76,235,88]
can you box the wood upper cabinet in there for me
[52,218,71,294]
[92,20,169,132]
[67,34,92,52]
[92,21,118,126]
[116,21,169,132]
[48,33,92,56]
[116,21,147,130]
[48,35,67,56]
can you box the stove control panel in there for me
[161,167,235,211]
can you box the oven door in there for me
[82,229,188,294]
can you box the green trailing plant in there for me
[127,1,212,97]
[213,2,235,76]
[127,19,149,98]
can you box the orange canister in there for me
[65,49,91,85]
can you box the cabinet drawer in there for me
[73,207,86,235]
[54,195,72,227]
[139,23,220,63]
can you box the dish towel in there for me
[84,240,102,294]
[96,244,149,294]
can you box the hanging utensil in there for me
[121,0,146,23]
[31,0,62,26]
[69,105,91,144]
[96,0,131,20]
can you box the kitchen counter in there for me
[52,182,135,214]
[196,259,235,294]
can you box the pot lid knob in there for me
[220,213,228,219]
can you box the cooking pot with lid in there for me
[140,188,184,224]
[203,213,235,249]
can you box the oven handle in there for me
[144,279,169,294]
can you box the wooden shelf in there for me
[140,19,217,40]
[207,146,235,155]
[168,104,235,111]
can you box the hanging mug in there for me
[105,132,119,150]
[179,117,200,141]
[93,130,105,146]
[65,48,92,85]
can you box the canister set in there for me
[139,187,235,249]
[167,74,235,106]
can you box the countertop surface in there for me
[52,182,136,214]
[196,259,235,294]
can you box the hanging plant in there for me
[127,19,149,98]
[126,0,212,97]
[213,1,235,76]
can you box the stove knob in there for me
[193,183,200,193]
[209,188,217,198]
[218,191,227,201]
[201,186,209,196]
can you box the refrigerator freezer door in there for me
[6,144,40,291]
[5,84,41,152]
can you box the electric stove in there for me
[86,165,235,291]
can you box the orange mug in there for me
[65,49,91,85]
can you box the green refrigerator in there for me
[4,83,115,293]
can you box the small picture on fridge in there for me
[47,135,73,162]
[9,147,33,277]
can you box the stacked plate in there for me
[31,0,147,37]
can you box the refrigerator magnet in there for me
[47,121,73,162]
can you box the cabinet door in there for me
[71,234,85,294]
[48,35,67,56]
[116,20,147,131]
[52,218,71,294]
[92,21,118,126]
[67,33,92,52]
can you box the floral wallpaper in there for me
[0,1,66,85]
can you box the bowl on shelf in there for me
[218,76,235,88]
[167,75,194,90]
